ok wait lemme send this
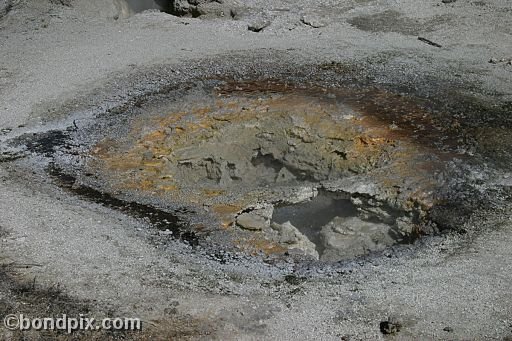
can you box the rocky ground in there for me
[0,0,512,340]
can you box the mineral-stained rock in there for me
[350,196,396,223]
[237,213,268,231]
[394,216,414,238]
[236,205,274,231]
[319,216,395,261]
[271,221,319,259]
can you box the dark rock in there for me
[301,15,326,28]
[284,274,305,285]
[248,19,271,32]
[380,318,402,335]
[442,0,457,3]
[443,326,454,332]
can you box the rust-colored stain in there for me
[211,204,242,228]
[234,236,288,256]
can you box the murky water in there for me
[123,0,167,13]
[272,193,358,253]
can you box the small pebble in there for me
[380,317,402,335]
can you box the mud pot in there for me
[4,67,498,265]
